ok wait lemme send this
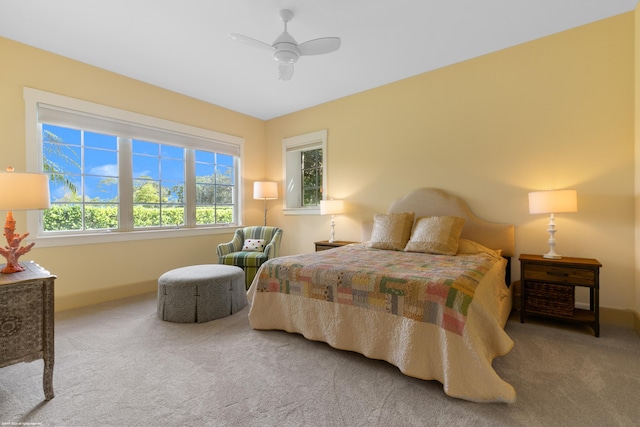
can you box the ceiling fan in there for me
[229,9,341,81]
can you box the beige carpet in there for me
[1,292,639,426]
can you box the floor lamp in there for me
[528,189,577,259]
[253,181,278,226]
[0,167,51,273]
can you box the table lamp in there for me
[320,199,344,242]
[528,189,577,259]
[0,167,51,273]
[253,181,278,226]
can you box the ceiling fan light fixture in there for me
[273,48,299,64]
[230,9,340,80]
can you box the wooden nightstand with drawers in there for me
[519,254,602,337]
[314,240,358,252]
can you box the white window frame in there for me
[23,87,244,247]
[282,129,327,215]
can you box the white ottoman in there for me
[157,264,246,323]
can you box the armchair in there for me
[217,226,283,289]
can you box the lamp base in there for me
[0,211,35,274]
[1,261,26,274]
[542,213,562,259]
[328,216,336,243]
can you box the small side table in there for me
[0,261,56,400]
[519,254,601,337]
[314,240,358,252]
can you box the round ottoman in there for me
[157,264,246,323]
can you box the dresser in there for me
[0,261,56,400]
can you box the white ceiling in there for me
[1,0,638,120]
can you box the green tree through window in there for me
[301,148,322,206]
[42,125,236,231]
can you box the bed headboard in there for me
[362,188,515,257]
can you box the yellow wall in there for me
[1,11,637,322]
[635,3,640,333]
[266,13,636,314]
[0,37,266,310]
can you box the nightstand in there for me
[314,240,358,252]
[519,254,601,337]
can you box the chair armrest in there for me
[216,232,243,259]
[264,229,283,259]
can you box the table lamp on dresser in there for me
[0,167,51,273]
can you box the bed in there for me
[247,188,516,403]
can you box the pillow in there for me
[457,238,503,259]
[366,212,415,251]
[242,239,265,252]
[404,216,465,255]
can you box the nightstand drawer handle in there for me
[546,271,569,277]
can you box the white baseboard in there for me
[55,280,157,312]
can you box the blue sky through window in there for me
[42,124,235,205]
[43,124,119,202]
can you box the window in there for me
[131,140,185,228]
[301,148,322,206]
[43,125,120,231]
[282,130,327,214]
[24,88,243,246]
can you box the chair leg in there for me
[244,266,258,290]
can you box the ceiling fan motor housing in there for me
[272,29,300,64]
[273,44,299,64]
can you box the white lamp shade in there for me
[320,199,344,215]
[253,181,278,200]
[0,171,51,210]
[528,190,577,214]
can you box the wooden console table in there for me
[0,261,56,400]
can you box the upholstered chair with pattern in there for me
[216,226,283,289]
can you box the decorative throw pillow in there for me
[242,239,266,252]
[404,216,465,255]
[457,238,503,259]
[367,212,415,251]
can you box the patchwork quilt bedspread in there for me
[248,244,516,403]
[253,244,496,335]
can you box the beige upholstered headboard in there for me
[361,188,515,257]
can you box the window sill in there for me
[32,225,240,248]
[282,207,320,215]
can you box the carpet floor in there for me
[1,293,639,426]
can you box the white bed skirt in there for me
[247,262,516,403]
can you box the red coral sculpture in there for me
[0,211,34,274]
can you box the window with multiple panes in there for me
[301,148,323,206]
[282,130,327,214]
[24,88,243,244]
[43,125,120,231]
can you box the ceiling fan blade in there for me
[228,33,274,51]
[278,63,294,81]
[298,37,341,56]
